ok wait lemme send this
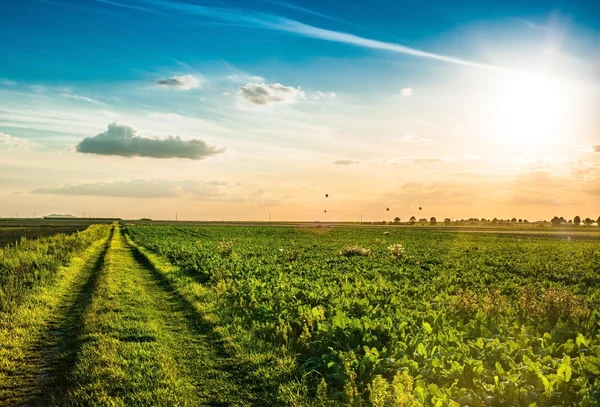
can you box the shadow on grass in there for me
[128,240,279,406]
[19,227,114,407]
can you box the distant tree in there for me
[444,218,451,225]
[574,216,581,226]
[560,216,566,224]
[568,220,573,224]
[597,216,600,226]
[492,218,498,224]
[481,218,487,223]
[518,219,523,223]
[393,217,401,223]
[584,218,593,225]
[523,219,529,223]
[419,218,427,223]
[511,218,517,223]
[409,216,416,224]
[430,217,437,225]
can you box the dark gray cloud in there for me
[332,160,359,166]
[76,123,225,160]
[156,75,202,90]
[32,180,228,199]
[593,145,600,152]
[239,82,305,105]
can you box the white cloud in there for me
[156,74,203,90]
[0,132,38,150]
[0,79,16,86]
[239,82,306,105]
[313,91,338,101]
[400,88,414,96]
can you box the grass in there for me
[0,226,112,405]
[1,222,598,406]
[64,227,264,406]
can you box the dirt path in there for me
[62,226,260,406]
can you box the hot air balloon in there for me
[325,194,329,198]
[324,210,327,213]
[386,208,390,211]
[419,207,422,210]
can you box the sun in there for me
[481,72,573,150]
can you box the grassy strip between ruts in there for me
[64,226,267,406]
[122,229,290,406]
[0,224,113,406]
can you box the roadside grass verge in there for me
[0,224,110,312]
[0,225,112,406]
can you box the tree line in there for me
[375,216,600,226]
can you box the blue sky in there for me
[0,0,599,220]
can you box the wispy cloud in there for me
[332,159,359,166]
[400,88,413,96]
[0,132,38,150]
[60,93,105,104]
[227,74,265,83]
[263,0,357,27]
[76,123,225,160]
[156,74,203,90]
[239,82,305,105]
[32,179,228,198]
[126,0,506,72]
[312,91,338,101]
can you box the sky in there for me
[0,0,599,221]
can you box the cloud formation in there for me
[156,75,202,90]
[239,82,305,105]
[0,132,38,149]
[130,0,507,73]
[400,88,414,96]
[32,180,228,199]
[75,123,224,160]
[332,160,359,166]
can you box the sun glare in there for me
[482,72,574,150]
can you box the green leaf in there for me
[576,333,588,348]
[422,321,433,334]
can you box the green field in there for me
[0,223,598,406]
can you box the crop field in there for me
[0,224,598,406]
[0,219,116,248]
